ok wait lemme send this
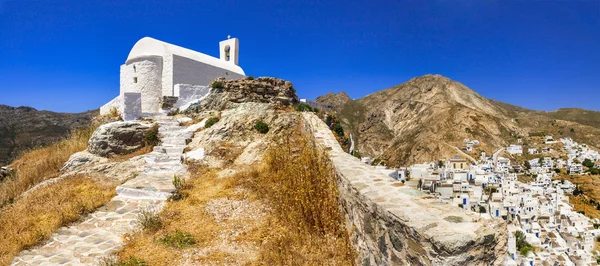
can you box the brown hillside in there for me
[317,74,600,166]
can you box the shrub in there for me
[137,209,163,232]
[313,108,320,113]
[157,230,196,248]
[479,206,487,213]
[554,168,561,174]
[246,76,255,80]
[210,81,224,89]
[458,203,464,208]
[333,124,345,138]
[143,124,160,147]
[205,117,220,128]
[109,107,120,118]
[170,175,187,201]
[119,257,148,266]
[583,159,595,168]
[294,103,312,112]
[254,121,269,134]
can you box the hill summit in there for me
[317,74,600,165]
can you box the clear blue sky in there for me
[0,0,598,112]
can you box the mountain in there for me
[0,105,97,165]
[316,74,600,165]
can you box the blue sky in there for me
[0,0,598,112]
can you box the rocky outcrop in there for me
[0,166,13,181]
[88,121,154,157]
[303,113,508,265]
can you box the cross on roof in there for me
[227,35,231,39]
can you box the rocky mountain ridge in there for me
[316,74,600,165]
[0,105,97,165]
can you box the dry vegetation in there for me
[555,174,600,219]
[0,175,115,265]
[118,134,355,265]
[0,126,95,207]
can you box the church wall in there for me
[171,54,245,89]
[120,56,163,113]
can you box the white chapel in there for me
[101,36,246,120]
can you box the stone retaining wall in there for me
[303,113,507,266]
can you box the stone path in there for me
[11,116,192,266]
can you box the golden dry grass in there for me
[236,136,356,265]
[556,174,600,219]
[118,167,233,265]
[0,175,115,265]
[0,126,96,207]
[118,132,355,265]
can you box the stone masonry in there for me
[303,113,508,266]
[11,116,191,265]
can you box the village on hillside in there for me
[359,136,600,265]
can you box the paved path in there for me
[11,116,191,266]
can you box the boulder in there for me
[0,166,13,181]
[88,121,154,157]
[60,151,109,172]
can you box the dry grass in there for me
[0,175,115,265]
[556,174,600,219]
[235,136,356,265]
[118,167,231,265]
[119,131,355,265]
[0,126,96,207]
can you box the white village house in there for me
[101,36,246,120]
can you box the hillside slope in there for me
[0,105,97,165]
[317,74,600,165]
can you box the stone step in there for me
[161,137,189,146]
[116,186,171,200]
[144,164,187,173]
[159,131,193,139]
[143,153,182,164]
[153,146,186,155]
[156,121,180,126]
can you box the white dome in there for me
[126,37,245,75]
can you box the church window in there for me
[133,77,138,83]
[224,45,231,61]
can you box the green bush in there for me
[137,209,163,232]
[246,76,255,80]
[171,175,187,201]
[313,108,320,113]
[333,124,345,138]
[143,125,160,146]
[254,121,269,134]
[583,159,595,168]
[118,257,148,266]
[205,117,220,128]
[157,230,196,248]
[210,81,224,89]
[294,103,313,112]
[479,206,486,213]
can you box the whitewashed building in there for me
[101,36,246,120]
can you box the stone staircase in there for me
[11,116,192,266]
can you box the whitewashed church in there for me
[100,36,246,120]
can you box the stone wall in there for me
[211,77,299,106]
[303,113,508,266]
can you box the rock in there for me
[88,121,154,157]
[190,77,298,112]
[0,166,13,181]
[184,148,205,162]
[60,151,108,172]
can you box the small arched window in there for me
[224,45,231,61]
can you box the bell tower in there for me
[219,35,239,66]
